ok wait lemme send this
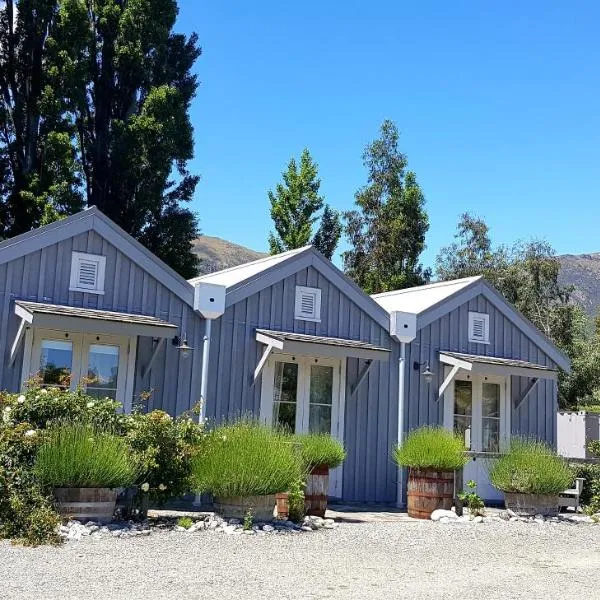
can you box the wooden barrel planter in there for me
[214,495,276,521]
[407,468,454,519]
[504,493,559,517]
[305,464,329,517]
[53,488,118,522]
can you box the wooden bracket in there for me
[514,378,539,410]
[141,338,165,380]
[350,360,373,397]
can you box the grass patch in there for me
[192,420,302,497]
[295,433,346,470]
[35,423,138,488]
[394,426,467,470]
[489,438,572,494]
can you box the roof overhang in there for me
[439,351,558,381]
[256,328,391,362]
[14,300,178,339]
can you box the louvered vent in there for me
[468,312,489,343]
[69,252,106,294]
[78,260,98,288]
[295,286,321,322]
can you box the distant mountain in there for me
[192,235,267,276]
[558,253,600,316]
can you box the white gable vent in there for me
[69,252,106,294]
[294,286,321,322]
[468,311,489,344]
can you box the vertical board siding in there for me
[405,294,559,450]
[206,265,398,504]
[0,231,202,416]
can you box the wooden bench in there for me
[558,478,585,511]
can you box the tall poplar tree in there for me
[343,120,430,294]
[268,148,341,260]
[0,0,201,278]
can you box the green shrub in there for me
[35,424,138,488]
[294,433,346,470]
[123,410,205,505]
[0,421,60,545]
[1,387,122,431]
[192,420,302,497]
[287,477,306,522]
[393,427,467,470]
[490,438,572,494]
[177,516,193,529]
[587,440,600,458]
[570,463,600,512]
[458,479,485,517]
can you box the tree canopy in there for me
[268,149,341,260]
[343,120,430,294]
[0,0,201,277]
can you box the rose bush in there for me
[0,387,205,544]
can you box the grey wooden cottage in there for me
[0,207,570,505]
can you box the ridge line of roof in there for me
[371,275,482,299]
[188,245,312,285]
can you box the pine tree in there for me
[268,149,341,260]
[343,120,430,293]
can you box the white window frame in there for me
[468,311,490,344]
[260,353,345,496]
[443,369,510,453]
[23,328,136,408]
[69,251,107,295]
[294,286,322,322]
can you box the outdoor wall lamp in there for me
[172,335,193,359]
[413,361,434,384]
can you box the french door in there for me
[260,353,345,496]
[28,329,129,404]
[443,372,510,502]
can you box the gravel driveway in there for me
[1,520,599,599]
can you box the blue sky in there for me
[177,1,600,269]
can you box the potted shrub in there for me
[489,438,572,516]
[192,420,302,521]
[34,423,138,522]
[294,433,346,517]
[394,427,467,519]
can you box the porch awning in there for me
[255,328,391,362]
[14,300,178,339]
[439,351,558,380]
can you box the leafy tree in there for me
[0,0,83,239]
[0,0,201,278]
[343,120,430,294]
[268,149,341,260]
[436,213,583,406]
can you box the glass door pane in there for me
[308,364,333,434]
[453,380,473,449]
[272,361,299,432]
[39,340,73,388]
[86,344,120,400]
[482,382,500,452]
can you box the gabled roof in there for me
[372,276,482,314]
[191,245,392,332]
[0,207,194,306]
[188,246,310,287]
[373,276,570,372]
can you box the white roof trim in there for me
[0,207,195,307]
[192,245,391,332]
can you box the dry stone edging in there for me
[58,514,338,542]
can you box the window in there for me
[294,286,321,322]
[453,380,473,449]
[69,252,106,294]
[28,330,130,405]
[468,312,489,344]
